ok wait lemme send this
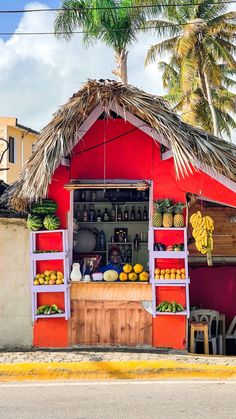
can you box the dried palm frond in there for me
[4,79,236,210]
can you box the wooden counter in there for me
[69,282,152,347]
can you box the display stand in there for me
[30,229,71,320]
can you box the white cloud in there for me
[0,2,164,130]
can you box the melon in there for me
[26,215,43,231]
[43,214,60,230]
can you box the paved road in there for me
[0,380,236,419]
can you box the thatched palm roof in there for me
[5,79,236,210]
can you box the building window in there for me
[8,137,15,163]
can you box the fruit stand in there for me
[5,80,236,350]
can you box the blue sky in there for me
[0,0,59,39]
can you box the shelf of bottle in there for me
[155,311,187,316]
[32,284,70,293]
[151,279,190,286]
[150,251,188,259]
[31,251,68,261]
[76,221,149,224]
[74,201,149,205]
[150,227,186,231]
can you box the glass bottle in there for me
[137,206,141,221]
[81,190,86,201]
[82,205,88,222]
[143,205,148,221]
[91,190,96,202]
[89,204,95,222]
[120,245,126,263]
[124,206,129,221]
[76,205,82,222]
[131,206,136,221]
[110,205,116,222]
[134,234,139,251]
[126,247,132,263]
[117,207,122,222]
[96,209,102,222]
[103,208,110,222]
[99,230,106,251]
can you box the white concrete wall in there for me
[0,218,32,348]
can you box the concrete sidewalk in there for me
[0,349,236,381]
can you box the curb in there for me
[1,360,236,381]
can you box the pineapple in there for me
[173,202,185,227]
[153,199,164,227]
[162,199,174,228]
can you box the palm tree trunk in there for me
[203,72,219,137]
[112,49,128,84]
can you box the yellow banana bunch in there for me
[190,211,214,266]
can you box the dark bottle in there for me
[120,245,126,262]
[76,205,82,221]
[89,205,96,222]
[143,205,148,221]
[82,205,88,222]
[137,206,142,221]
[117,207,123,222]
[110,205,116,222]
[96,209,102,222]
[81,190,86,201]
[131,206,136,221]
[99,230,106,251]
[134,234,140,251]
[126,247,132,263]
[103,208,110,222]
[124,206,129,221]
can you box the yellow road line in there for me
[0,360,236,382]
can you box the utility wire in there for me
[0,17,235,36]
[0,1,236,13]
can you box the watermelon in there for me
[43,214,60,230]
[31,199,58,215]
[27,215,43,231]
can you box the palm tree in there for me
[159,59,236,139]
[54,0,159,84]
[145,0,236,137]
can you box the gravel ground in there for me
[0,349,236,365]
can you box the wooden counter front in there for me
[69,283,152,347]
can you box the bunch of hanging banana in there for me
[190,211,214,266]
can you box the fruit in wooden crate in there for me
[128,272,138,281]
[173,202,185,227]
[133,264,143,274]
[153,199,165,227]
[162,199,174,227]
[123,264,133,273]
[43,214,60,230]
[139,271,149,281]
[27,215,43,231]
[31,199,58,215]
[119,272,128,281]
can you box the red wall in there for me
[33,117,236,349]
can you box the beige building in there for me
[0,117,38,184]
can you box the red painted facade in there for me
[33,118,236,348]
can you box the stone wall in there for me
[0,218,32,348]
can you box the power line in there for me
[0,1,236,13]
[0,17,235,36]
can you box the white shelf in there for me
[155,311,187,316]
[30,229,66,234]
[32,284,71,293]
[150,251,188,258]
[152,279,190,286]
[31,251,68,260]
[150,227,186,231]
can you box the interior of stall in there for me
[72,185,150,281]
[188,196,236,355]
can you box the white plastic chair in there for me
[226,315,236,342]
[190,310,219,355]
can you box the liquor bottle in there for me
[137,206,141,221]
[126,247,132,263]
[117,207,123,222]
[76,205,82,221]
[99,230,106,251]
[134,234,139,251]
[81,190,86,201]
[89,205,95,222]
[124,206,129,221]
[82,205,88,222]
[96,209,102,222]
[120,245,126,262]
[103,208,110,222]
[91,190,96,202]
[111,205,116,222]
[131,206,136,221]
[143,205,148,221]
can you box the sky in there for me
[0,1,235,138]
[0,0,164,131]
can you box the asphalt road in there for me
[0,380,236,419]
